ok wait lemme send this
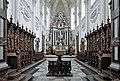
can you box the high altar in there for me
[46,11,74,54]
[47,38,72,76]
[46,12,72,76]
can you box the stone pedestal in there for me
[0,62,9,81]
[109,62,120,80]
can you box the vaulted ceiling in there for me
[46,0,76,16]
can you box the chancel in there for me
[0,0,119,81]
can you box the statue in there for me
[59,42,62,51]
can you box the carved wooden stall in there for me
[7,17,36,69]
[77,38,86,62]
[85,18,111,69]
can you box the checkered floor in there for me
[32,57,88,81]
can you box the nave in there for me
[31,56,89,81]
[0,0,119,81]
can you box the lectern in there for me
[55,50,64,61]
[46,50,73,76]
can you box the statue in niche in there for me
[58,31,63,42]
[57,31,63,50]
[80,38,85,55]
[35,38,40,52]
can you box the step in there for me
[8,69,17,75]
[8,74,25,81]
[87,75,96,81]
[93,75,111,81]
[8,71,21,80]
[46,73,73,77]
[98,72,111,80]
[22,74,32,81]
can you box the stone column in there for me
[109,0,120,77]
[67,30,68,49]
[74,2,77,50]
[54,31,56,45]
[105,0,111,21]
[65,30,66,45]
[100,0,105,23]
[66,31,67,45]
[84,0,89,50]
[78,0,81,52]
[15,0,20,22]
[44,1,47,53]
[39,0,43,51]
[53,30,54,46]
[11,0,16,22]
[32,0,35,34]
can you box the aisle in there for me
[32,57,88,81]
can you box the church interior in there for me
[0,0,120,81]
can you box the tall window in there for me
[0,17,4,60]
[81,0,85,19]
[91,0,96,6]
[71,7,75,30]
[77,6,79,26]
[108,0,111,21]
[35,1,39,17]
[0,18,4,37]
[42,6,45,26]
[114,18,119,38]
[113,0,119,10]
[47,7,50,29]
[0,0,3,9]
[0,0,7,61]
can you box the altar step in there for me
[76,59,112,81]
[46,73,73,77]
[8,69,21,80]
[8,69,32,81]
[86,72,111,81]
[8,74,25,81]
[22,75,32,81]
[86,75,95,81]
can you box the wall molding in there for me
[90,8,99,23]
[20,0,32,22]
[111,8,119,19]
[35,16,40,31]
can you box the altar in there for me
[46,12,73,76]
[46,45,73,76]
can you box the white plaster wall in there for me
[34,0,46,52]
[79,17,87,51]
[19,0,33,30]
[7,0,33,30]
[78,0,111,51]
[7,0,46,52]
[88,2,101,31]
[7,0,111,52]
